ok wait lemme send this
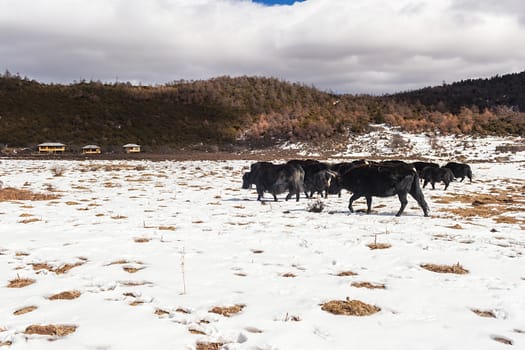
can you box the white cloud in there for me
[0,0,523,93]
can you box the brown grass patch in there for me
[129,300,144,306]
[0,341,12,347]
[0,188,59,201]
[54,262,84,274]
[438,189,525,223]
[367,242,391,250]
[48,290,81,300]
[492,336,513,345]
[18,218,41,224]
[446,224,463,229]
[196,342,224,350]
[209,304,245,317]
[13,305,38,315]
[111,215,127,220]
[155,308,170,316]
[24,324,77,337]
[336,271,358,276]
[65,201,80,206]
[321,299,380,316]
[189,328,206,335]
[351,282,386,289]
[281,273,296,278]
[134,237,150,243]
[119,280,153,286]
[31,262,83,274]
[421,263,469,274]
[31,263,53,272]
[19,213,33,217]
[7,278,35,288]
[15,252,29,256]
[158,226,176,231]
[123,266,144,273]
[108,259,129,265]
[471,309,496,318]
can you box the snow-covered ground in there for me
[281,125,525,162]
[1,154,524,349]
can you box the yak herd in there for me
[242,159,473,217]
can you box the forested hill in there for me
[390,71,525,114]
[0,72,524,151]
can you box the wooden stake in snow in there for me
[180,247,186,295]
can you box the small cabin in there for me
[123,143,141,153]
[38,142,66,154]
[82,145,101,154]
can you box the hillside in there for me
[1,72,524,151]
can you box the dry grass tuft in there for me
[0,341,12,347]
[119,280,153,286]
[31,262,83,274]
[492,336,513,345]
[123,266,144,274]
[471,309,496,318]
[0,187,59,202]
[367,242,391,250]
[111,215,127,220]
[209,304,245,317]
[134,237,151,243]
[351,282,386,289]
[281,273,296,278]
[24,324,77,337]
[54,262,84,274]
[129,300,144,306]
[18,218,41,224]
[196,342,224,350]
[189,328,206,335]
[108,259,129,265]
[321,299,380,316]
[48,290,81,300]
[13,305,38,315]
[446,224,463,229]
[31,263,53,272]
[7,278,35,288]
[158,226,176,231]
[336,271,358,276]
[155,308,170,316]
[420,263,469,274]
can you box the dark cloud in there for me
[0,0,523,94]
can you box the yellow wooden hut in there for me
[123,143,141,153]
[38,142,65,154]
[82,145,101,154]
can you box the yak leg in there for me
[422,180,429,188]
[366,196,373,214]
[444,181,449,190]
[431,181,435,190]
[256,187,264,201]
[273,193,278,201]
[460,176,465,182]
[348,194,361,213]
[395,192,408,217]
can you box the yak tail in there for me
[409,173,429,217]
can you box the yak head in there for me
[242,172,252,189]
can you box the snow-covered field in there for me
[1,154,524,349]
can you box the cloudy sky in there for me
[0,0,524,94]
